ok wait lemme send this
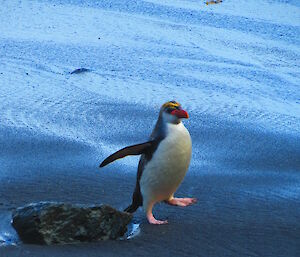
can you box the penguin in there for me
[99,101,196,224]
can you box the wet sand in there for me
[1,111,300,257]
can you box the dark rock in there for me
[11,202,132,245]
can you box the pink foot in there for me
[147,213,168,225]
[166,197,197,207]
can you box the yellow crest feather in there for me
[162,101,180,109]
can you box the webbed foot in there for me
[147,212,168,225]
[166,197,197,207]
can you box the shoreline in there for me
[1,168,300,256]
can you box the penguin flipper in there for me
[99,141,154,168]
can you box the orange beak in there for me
[170,109,189,119]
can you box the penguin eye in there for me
[166,107,174,113]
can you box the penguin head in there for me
[160,101,189,124]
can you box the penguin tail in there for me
[124,204,139,213]
[124,193,142,213]
[124,184,143,213]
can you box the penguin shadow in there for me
[133,203,199,246]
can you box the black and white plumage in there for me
[100,101,196,224]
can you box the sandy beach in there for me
[1,0,300,256]
[1,110,300,256]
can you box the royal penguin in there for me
[100,101,196,224]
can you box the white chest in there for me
[140,122,192,202]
